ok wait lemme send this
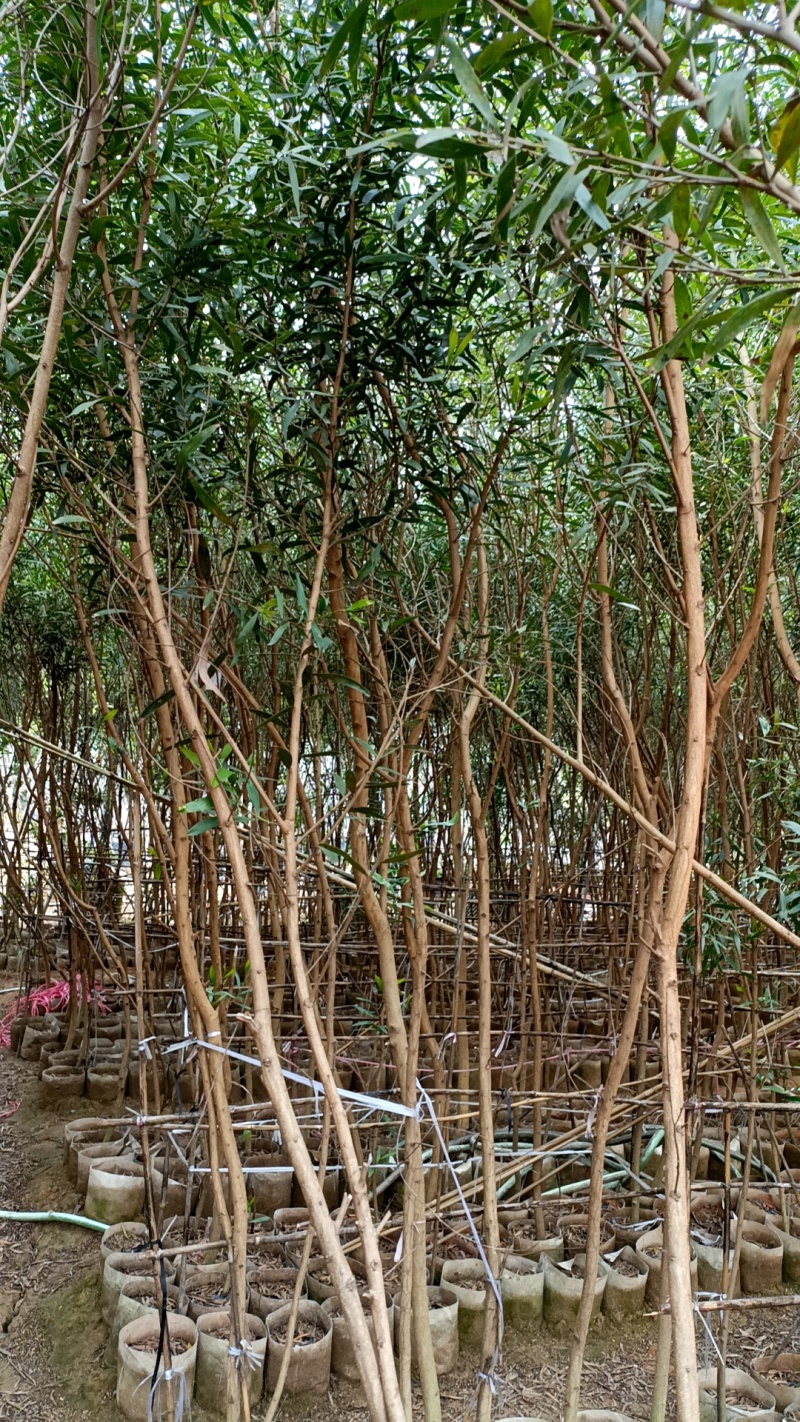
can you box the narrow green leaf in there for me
[176,424,216,472]
[739,188,785,268]
[444,37,499,132]
[658,109,685,163]
[704,289,795,361]
[532,166,582,238]
[775,102,800,172]
[182,795,215,814]
[286,155,301,217]
[393,0,452,17]
[187,815,219,836]
[529,0,553,39]
[141,689,175,719]
[319,1,367,79]
[348,0,369,84]
[671,182,691,238]
[495,153,517,238]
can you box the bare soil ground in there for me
[1,991,799,1421]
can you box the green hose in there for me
[0,1208,106,1232]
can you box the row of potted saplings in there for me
[16,1010,182,1103]
[97,1208,656,1422]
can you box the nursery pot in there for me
[322,1293,385,1382]
[105,1277,182,1367]
[77,1140,132,1195]
[603,1206,656,1247]
[392,1285,459,1376]
[307,1256,367,1304]
[602,1247,648,1321]
[559,1213,616,1259]
[102,1249,175,1326]
[245,1240,286,1274]
[440,1259,487,1347]
[87,1062,122,1102]
[116,1313,197,1422]
[265,1299,332,1397]
[773,1217,800,1284]
[577,1413,637,1422]
[500,1255,543,1327]
[85,1158,146,1224]
[510,1216,564,1264]
[698,1366,778,1422]
[750,1354,800,1411]
[692,1239,739,1296]
[635,1226,698,1308]
[196,1310,266,1413]
[40,1063,84,1101]
[737,1221,784,1295]
[101,1220,150,1261]
[248,1267,303,1321]
[543,1254,608,1326]
[246,1151,293,1215]
[184,1263,235,1321]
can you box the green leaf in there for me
[658,34,691,94]
[707,70,749,136]
[775,101,800,173]
[182,795,215,813]
[495,153,516,238]
[393,0,452,17]
[348,0,369,84]
[575,181,610,231]
[529,0,552,39]
[473,32,520,76]
[319,0,368,80]
[415,128,484,158]
[176,424,216,472]
[739,188,785,269]
[645,0,665,41]
[532,166,583,238]
[188,815,219,836]
[671,181,691,239]
[650,287,793,369]
[703,289,794,361]
[286,155,301,217]
[536,128,573,167]
[141,689,175,719]
[444,37,499,132]
[659,109,685,163]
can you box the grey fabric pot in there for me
[321,1294,382,1382]
[392,1285,459,1376]
[773,1218,800,1284]
[265,1299,332,1397]
[85,1159,145,1224]
[116,1314,197,1422]
[750,1353,800,1411]
[184,1263,236,1321]
[698,1366,778,1422]
[440,1259,487,1348]
[603,1247,648,1320]
[101,1220,149,1262]
[737,1222,784,1295]
[500,1256,544,1328]
[40,1064,84,1101]
[195,1310,266,1413]
[246,1267,303,1322]
[76,1140,131,1195]
[542,1254,608,1326]
[105,1277,182,1367]
[102,1250,175,1326]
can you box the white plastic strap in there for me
[190,1037,420,1119]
